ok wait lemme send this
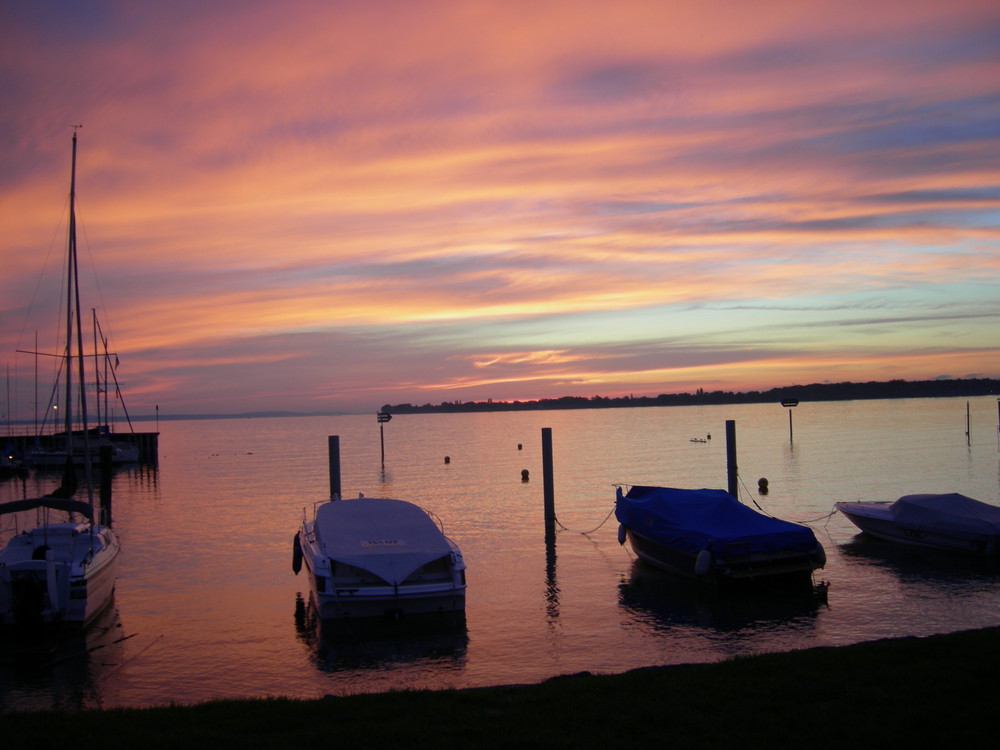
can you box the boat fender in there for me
[617,524,627,545]
[695,549,712,577]
[813,543,827,567]
[292,533,303,575]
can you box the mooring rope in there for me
[554,503,617,536]
[95,633,164,683]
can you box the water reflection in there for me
[293,594,468,674]
[839,536,1000,589]
[618,560,826,633]
[544,538,559,624]
[5,399,1000,707]
[0,601,127,712]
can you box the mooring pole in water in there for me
[99,444,113,527]
[328,435,341,499]
[726,420,738,498]
[542,427,555,543]
[376,411,392,468]
[966,401,971,447]
[781,398,798,445]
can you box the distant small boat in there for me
[836,493,1000,556]
[615,485,825,586]
[294,495,466,622]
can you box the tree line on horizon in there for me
[382,377,1000,415]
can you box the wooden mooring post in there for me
[542,427,555,544]
[328,435,341,500]
[726,420,738,498]
[100,444,113,527]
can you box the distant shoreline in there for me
[8,378,994,427]
[382,377,1000,415]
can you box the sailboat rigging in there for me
[0,130,121,626]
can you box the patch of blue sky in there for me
[861,186,1000,204]
[787,209,1000,232]
[591,199,709,216]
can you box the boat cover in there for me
[314,497,453,585]
[890,493,1000,540]
[0,497,93,520]
[615,485,819,557]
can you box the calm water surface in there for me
[2,397,1000,710]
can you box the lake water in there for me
[2,396,1000,710]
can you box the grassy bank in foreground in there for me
[5,627,1000,749]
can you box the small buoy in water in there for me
[758,477,769,494]
[706,433,711,440]
[444,456,450,464]
[517,443,523,450]
[521,469,529,482]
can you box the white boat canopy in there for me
[315,497,453,585]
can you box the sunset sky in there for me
[2,0,999,417]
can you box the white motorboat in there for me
[0,132,120,627]
[836,493,1000,556]
[294,495,466,622]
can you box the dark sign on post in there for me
[377,412,391,466]
[780,400,798,443]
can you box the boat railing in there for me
[424,508,446,534]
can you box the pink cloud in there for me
[1,1,998,414]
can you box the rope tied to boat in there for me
[554,503,617,536]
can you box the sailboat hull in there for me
[0,522,120,626]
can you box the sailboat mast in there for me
[64,130,78,450]
[68,128,96,514]
[93,308,101,429]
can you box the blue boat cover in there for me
[615,485,819,557]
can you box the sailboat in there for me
[0,131,121,627]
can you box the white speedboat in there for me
[294,495,466,622]
[0,497,120,626]
[836,493,1000,556]
[0,132,120,627]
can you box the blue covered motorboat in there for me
[615,485,825,585]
